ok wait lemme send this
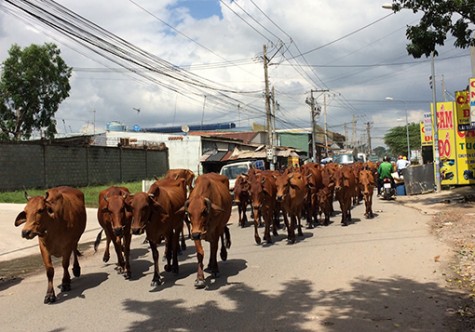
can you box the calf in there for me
[233,174,250,228]
[249,173,278,244]
[333,165,356,226]
[96,186,132,279]
[129,178,187,287]
[182,173,232,288]
[274,170,307,243]
[359,169,376,218]
[14,186,86,304]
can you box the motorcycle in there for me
[381,177,395,200]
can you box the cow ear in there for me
[15,211,27,227]
[45,202,55,218]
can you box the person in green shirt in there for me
[377,156,395,196]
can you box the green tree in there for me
[383,123,421,157]
[373,146,387,159]
[0,43,72,140]
[389,0,475,58]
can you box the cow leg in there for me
[103,232,111,263]
[180,223,187,252]
[194,239,206,289]
[39,243,56,304]
[208,239,220,278]
[112,235,125,274]
[242,202,248,226]
[60,251,72,292]
[283,213,295,244]
[72,247,81,278]
[220,233,228,261]
[272,209,279,236]
[165,229,179,274]
[122,231,132,279]
[263,210,272,243]
[149,240,162,287]
[252,206,261,245]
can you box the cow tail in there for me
[94,229,103,252]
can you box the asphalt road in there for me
[0,198,461,331]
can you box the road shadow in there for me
[144,258,247,293]
[56,272,108,303]
[121,276,473,331]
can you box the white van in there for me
[219,160,264,191]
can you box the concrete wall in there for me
[0,142,168,191]
[94,132,203,175]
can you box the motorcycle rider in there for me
[377,156,395,196]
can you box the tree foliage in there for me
[0,43,72,140]
[383,123,420,157]
[390,0,475,58]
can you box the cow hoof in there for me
[341,222,348,227]
[103,254,110,263]
[44,293,56,304]
[172,266,179,274]
[220,249,228,261]
[123,272,131,280]
[72,266,81,278]
[194,279,206,289]
[164,264,172,272]
[151,279,162,287]
[181,243,187,251]
[60,283,71,292]
[255,237,261,245]
[211,271,220,278]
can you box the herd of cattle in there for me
[13,161,380,304]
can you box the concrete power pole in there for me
[366,121,373,155]
[263,44,275,170]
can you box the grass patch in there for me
[0,181,144,208]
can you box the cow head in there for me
[233,175,249,205]
[14,193,54,239]
[102,192,131,236]
[128,192,154,235]
[184,196,224,240]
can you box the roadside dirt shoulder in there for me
[396,186,475,328]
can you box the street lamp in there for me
[385,97,410,160]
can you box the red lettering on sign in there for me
[437,111,453,129]
[457,95,468,105]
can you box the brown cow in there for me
[274,170,307,243]
[233,174,250,228]
[96,186,132,279]
[164,168,195,191]
[301,163,323,228]
[249,172,278,244]
[317,166,335,226]
[359,169,376,218]
[164,168,195,248]
[333,165,356,226]
[128,178,186,287]
[14,186,86,304]
[182,173,232,289]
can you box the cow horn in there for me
[44,191,49,200]
[103,193,109,202]
[24,191,31,201]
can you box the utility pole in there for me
[306,89,328,162]
[263,44,274,170]
[366,121,373,155]
[351,115,357,149]
[323,93,329,157]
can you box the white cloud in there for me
[0,0,472,148]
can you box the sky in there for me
[0,0,473,149]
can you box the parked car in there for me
[219,160,264,191]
